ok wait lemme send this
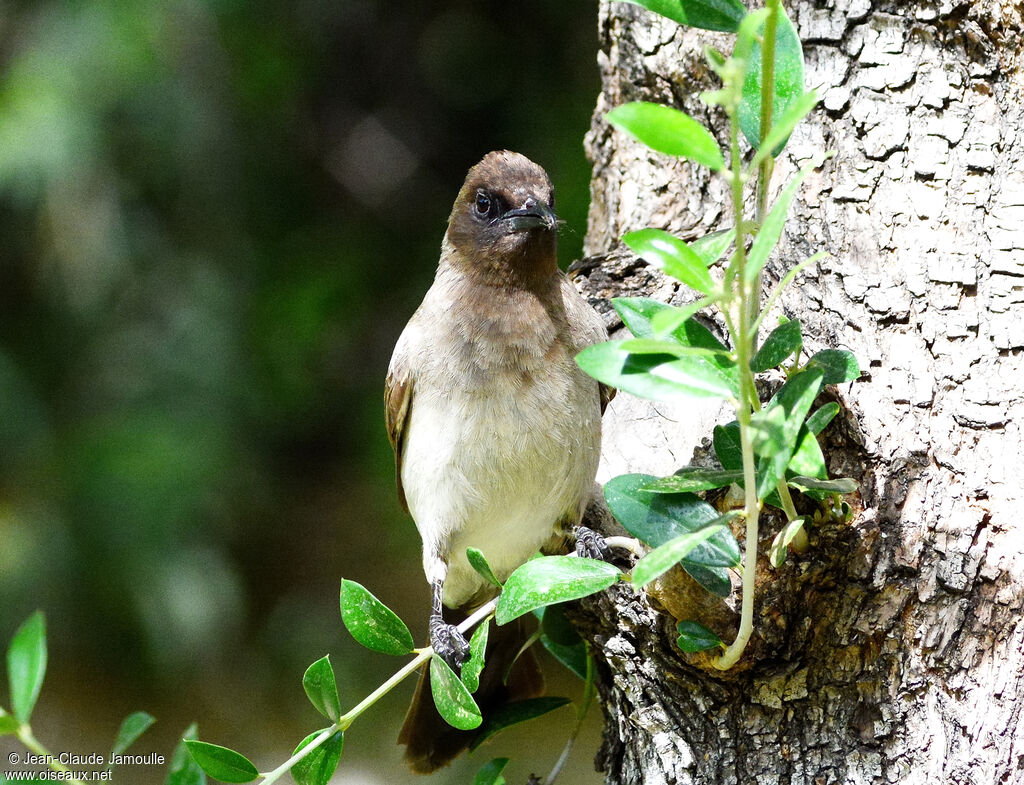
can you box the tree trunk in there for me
[571,2,1024,783]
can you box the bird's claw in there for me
[429,616,470,673]
[574,525,611,561]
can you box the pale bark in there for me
[572,2,1024,783]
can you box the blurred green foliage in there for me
[0,0,599,781]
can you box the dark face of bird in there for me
[446,151,558,287]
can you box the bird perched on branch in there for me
[385,150,613,773]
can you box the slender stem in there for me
[336,652,432,731]
[16,726,86,785]
[717,196,760,670]
[747,0,782,360]
[714,418,760,670]
[711,50,764,671]
[261,598,500,784]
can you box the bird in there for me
[385,150,613,773]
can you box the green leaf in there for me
[473,758,510,785]
[604,473,739,596]
[605,474,740,567]
[339,580,415,656]
[430,656,483,730]
[739,6,805,151]
[7,611,47,724]
[806,349,860,384]
[495,556,620,625]
[303,656,341,722]
[689,228,735,266]
[469,697,572,751]
[632,513,738,586]
[184,741,258,784]
[112,711,156,757]
[467,548,503,588]
[751,319,802,372]
[754,369,825,498]
[461,620,489,693]
[291,730,344,785]
[751,90,818,168]
[788,476,859,494]
[606,102,724,170]
[676,620,724,653]
[640,468,744,493]
[539,605,588,680]
[164,724,205,785]
[745,163,815,284]
[770,517,808,568]
[805,402,840,434]
[623,229,715,294]
[621,0,747,32]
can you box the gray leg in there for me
[574,524,611,561]
[428,578,470,673]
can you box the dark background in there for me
[0,1,603,782]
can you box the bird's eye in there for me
[474,191,492,217]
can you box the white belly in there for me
[401,370,601,608]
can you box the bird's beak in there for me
[502,197,556,232]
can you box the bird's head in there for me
[445,151,558,287]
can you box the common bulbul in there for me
[385,150,613,772]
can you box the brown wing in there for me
[385,349,414,513]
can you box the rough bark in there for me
[571,2,1024,784]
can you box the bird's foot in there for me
[429,615,470,673]
[574,525,612,561]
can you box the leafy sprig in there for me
[1,612,191,785]
[578,0,860,669]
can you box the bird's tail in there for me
[398,612,544,774]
